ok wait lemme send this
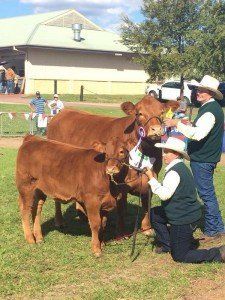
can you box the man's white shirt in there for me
[48,99,64,115]
[148,159,183,201]
[177,99,216,141]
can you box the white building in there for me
[0,9,149,95]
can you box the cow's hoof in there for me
[142,228,154,236]
[27,239,36,244]
[36,239,44,244]
[94,252,102,258]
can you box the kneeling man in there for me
[144,137,225,263]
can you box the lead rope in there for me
[130,171,143,258]
[130,126,146,258]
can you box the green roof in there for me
[0,9,131,53]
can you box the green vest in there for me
[187,101,224,162]
[162,162,202,225]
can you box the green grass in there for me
[0,103,124,136]
[24,94,144,103]
[0,105,225,299]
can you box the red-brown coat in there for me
[47,96,179,234]
[16,135,133,256]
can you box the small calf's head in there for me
[92,138,134,175]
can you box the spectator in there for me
[165,75,225,242]
[48,94,64,116]
[5,67,16,94]
[174,97,188,119]
[0,65,6,93]
[29,91,47,135]
[144,137,225,263]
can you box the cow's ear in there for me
[92,141,106,153]
[121,102,136,115]
[126,138,136,151]
[163,100,179,112]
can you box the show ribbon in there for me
[135,127,146,149]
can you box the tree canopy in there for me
[120,0,225,81]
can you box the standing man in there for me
[144,137,225,263]
[165,75,225,242]
[29,91,47,135]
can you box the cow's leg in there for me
[140,192,154,236]
[32,190,46,243]
[100,211,108,246]
[54,200,65,228]
[18,192,35,244]
[76,202,88,222]
[86,200,102,257]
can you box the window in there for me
[162,82,181,89]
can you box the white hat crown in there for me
[162,137,186,152]
[155,137,189,160]
[188,75,223,100]
[199,75,219,90]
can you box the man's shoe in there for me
[218,245,225,262]
[155,246,170,254]
[199,233,221,243]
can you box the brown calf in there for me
[16,135,133,256]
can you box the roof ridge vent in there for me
[72,23,83,42]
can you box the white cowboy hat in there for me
[54,94,59,98]
[155,137,189,160]
[187,75,223,100]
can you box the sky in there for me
[0,0,144,32]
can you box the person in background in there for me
[174,97,188,119]
[29,91,47,135]
[0,65,6,93]
[5,67,15,94]
[165,75,225,242]
[48,94,64,116]
[144,137,225,263]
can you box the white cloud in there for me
[20,0,143,32]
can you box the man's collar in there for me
[165,158,183,172]
[201,98,215,107]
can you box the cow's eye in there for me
[138,112,143,117]
[119,150,124,155]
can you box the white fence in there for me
[0,112,50,136]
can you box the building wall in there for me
[25,48,149,94]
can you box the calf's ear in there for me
[121,102,136,115]
[163,100,179,112]
[92,141,106,153]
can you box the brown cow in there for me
[16,135,135,256]
[47,95,179,235]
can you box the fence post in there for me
[54,80,57,94]
[80,85,84,101]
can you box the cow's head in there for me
[121,95,179,140]
[92,138,134,175]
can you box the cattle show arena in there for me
[1,94,225,299]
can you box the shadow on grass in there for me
[42,201,144,243]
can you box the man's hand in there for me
[164,118,179,127]
[143,167,154,180]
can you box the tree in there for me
[192,0,225,81]
[121,0,203,82]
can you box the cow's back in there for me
[47,109,134,148]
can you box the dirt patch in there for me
[0,137,23,149]
[184,276,225,300]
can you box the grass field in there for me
[24,94,143,104]
[0,104,225,299]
